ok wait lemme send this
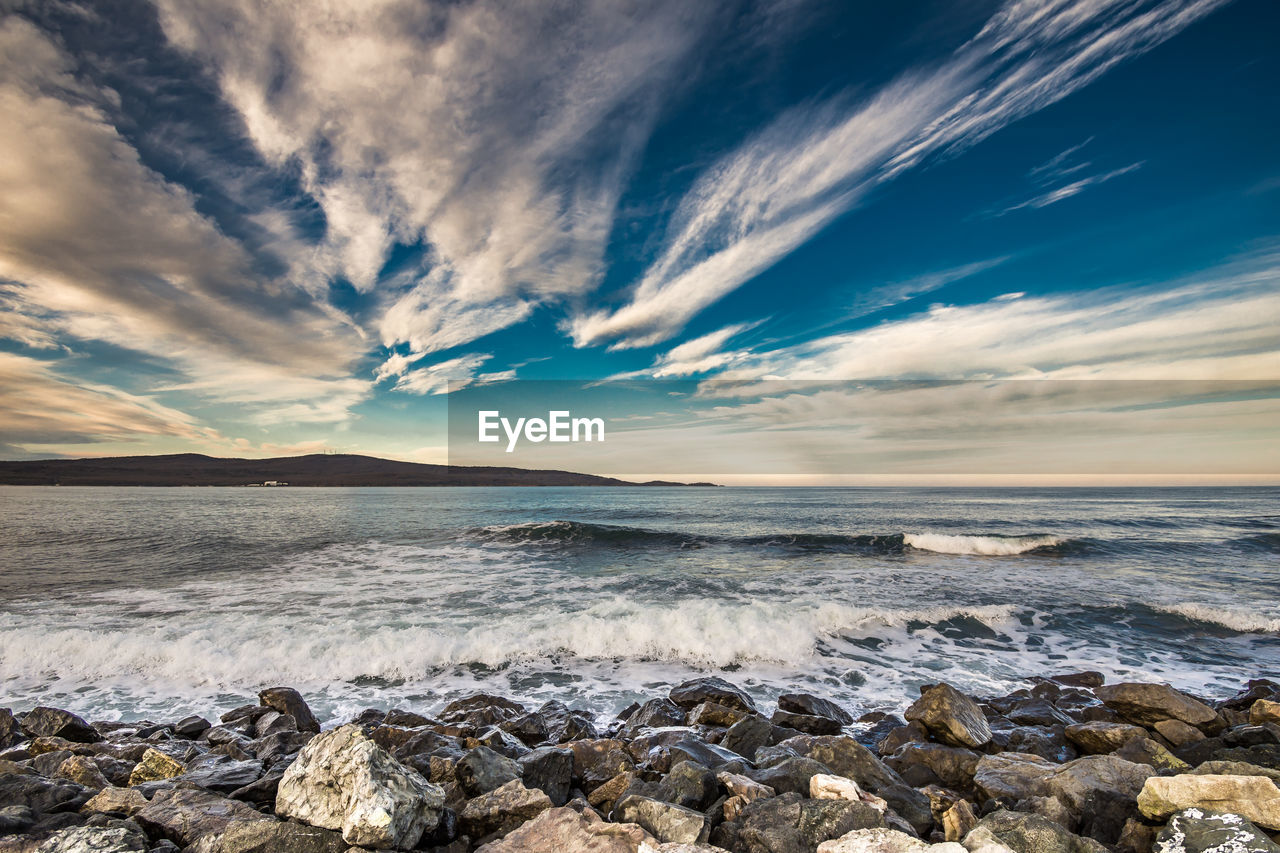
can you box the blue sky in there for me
[0,0,1277,473]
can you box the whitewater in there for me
[1,485,1277,725]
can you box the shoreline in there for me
[3,671,1280,852]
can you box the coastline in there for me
[3,671,1280,852]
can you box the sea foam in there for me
[903,532,1064,555]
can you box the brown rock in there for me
[474,805,656,852]
[903,684,992,748]
[1095,682,1217,728]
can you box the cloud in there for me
[571,0,1229,349]
[153,0,724,365]
[0,16,371,428]
[993,136,1143,215]
[392,353,498,396]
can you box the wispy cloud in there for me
[391,353,514,396]
[570,0,1229,350]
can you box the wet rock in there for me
[773,711,843,736]
[1113,737,1189,773]
[619,699,687,736]
[656,761,719,811]
[666,739,744,774]
[1155,719,1206,747]
[1004,700,1073,729]
[173,716,211,740]
[969,809,1108,853]
[440,695,526,728]
[220,706,268,728]
[885,744,979,793]
[393,728,459,760]
[134,788,271,847]
[456,746,523,797]
[669,678,757,715]
[904,686,992,749]
[0,773,92,814]
[691,702,750,729]
[1154,808,1280,853]
[1063,722,1147,755]
[252,730,313,763]
[471,805,655,852]
[19,709,101,745]
[0,710,24,750]
[1003,726,1074,764]
[734,791,884,853]
[54,757,109,791]
[615,794,709,844]
[0,804,36,833]
[1221,680,1280,712]
[537,701,598,743]
[1095,683,1217,729]
[274,724,445,850]
[517,746,573,806]
[1138,773,1280,829]
[257,688,320,734]
[877,722,929,757]
[382,709,436,728]
[184,818,348,853]
[81,787,147,816]
[177,756,264,794]
[126,749,184,786]
[722,716,774,761]
[498,712,550,747]
[459,778,553,842]
[33,824,148,853]
[751,757,833,797]
[780,695,854,727]
[252,711,296,739]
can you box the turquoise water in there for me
[0,486,1277,724]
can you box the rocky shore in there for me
[4,674,1280,853]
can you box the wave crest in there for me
[903,533,1065,556]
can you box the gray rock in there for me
[1154,808,1280,853]
[34,824,148,853]
[457,746,522,796]
[135,787,272,847]
[173,716,211,739]
[971,809,1109,853]
[177,756,264,794]
[0,773,92,815]
[751,757,834,797]
[459,778,553,842]
[567,739,638,792]
[669,678,758,714]
[1095,683,1217,729]
[772,710,843,736]
[620,699,687,736]
[440,694,526,727]
[723,716,774,761]
[884,743,979,792]
[537,701,598,743]
[471,805,656,852]
[734,791,884,852]
[0,804,36,833]
[184,819,348,853]
[274,724,445,850]
[778,694,854,726]
[19,709,101,744]
[257,687,320,734]
[904,685,992,749]
[517,746,573,806]
[656,760,719,811]
[615,794,709,844]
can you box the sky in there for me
[0,0,1277,480]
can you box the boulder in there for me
[19,709,101,744]
[440,695,526,727]
[690,701,750,728]
[0,709,23,750]
[459,779,553,841]
[773,710,843,736]
[669,678,757,714]
[34,825,148,852]
[257,687,320,734]
[1094,683,1217,729]
[751,757,834,797]
[904,685,992,749]
[537,701,598,743]
[81,786,148,816]
[780,695,854,726]
[177,757,264,794]
[615,794,709,844]
[0,804,36,833]
[656,760,719,811]
[941,800,976,843]
[1155,719,1206,747]
[1138,774,1280,829]
[0,773,92,814]
[127,749,184,786]
[885,744,979,792]
[472,805,655,852]
[619,699,687,736]
[815,828,965,851]
[721,716,773,760]
[517,746,573,806]
[1154,808,1280,853]
[274,724,445,849]
[135,788,272,847]
[1063,722,1146,755]
[781,736,933,834]
[1113,737,1189,773]
[1003,699,1073,728]
[173,716,212,739]
[734,791,885,852]
[718,771,775,802]
[811,774,872,805]
[54,756,109,790]
[184,819,348,853]
[1253,700,1280,726]
[969,809,1109,853]
[456,746,522,796]
[566,739,636,793]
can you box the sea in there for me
[1,486,1277,726]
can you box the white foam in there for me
[1155,603,1280,634]
[904,532,1063,555]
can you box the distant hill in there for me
[0,453,718,487]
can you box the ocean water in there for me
[1,486,1278,726]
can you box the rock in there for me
[517,746,573,807]
[1063,722,1147,755]
[619,699,687,736]
[1155,719,1206,747]
[656,761,719,811]
[459,779,553,842]
[499,711,550,746]
[252,710,297,739]
[1004,699,1073,728]
[54,757,109,791]
[734,791,885,852]
[1115,817,1158,853]
[252,729,313,762]
[815,828,965,852]
[228,767,284,806]
[0,804,35,833]
[257,687,320,734]
[0,773,92,814]
[34,825,148,852]
[440,695,526,727]
[456,746,522,796]
[942,800,977,842]
[811,774,871,804]
[780,695,854,727]
[1154,808,1280,853]
[1191,760,1280,785]
[878,722,930,756]
[274,724,445,850]
[1113,737,1190,772]
[383,708,436,728]
[472,805,655,852]
[173,716,211,740]
[19,709,101,744]
[1095,683,1217,729]
[885,744,980,792]
[970,809,1109,853]
[1222,680,1280,711]
[126,749,184,786]
[669,678,757,714]
[587,771,645,814]
[718,771,775,802]
[135,788,272,847]
[773,710,844,736]
[470,725,533,759]
[721,715,774,761]
[974,752,1154,825]
[690,701,749,728]
[184,819,348,853]
[537,701,598,744]
[904,685,992,749]
[567,739,638,792]
[81,786,148,816]
[615,794,709,844]
[1050,673,1105,689]
[1254,700,1280,726]
[178,757,264,794]
[751,756,833,796]
[0,710,23,750]
[1138,773,1280,829]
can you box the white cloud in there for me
[392,353,496,396]
[571,0,1229,349]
